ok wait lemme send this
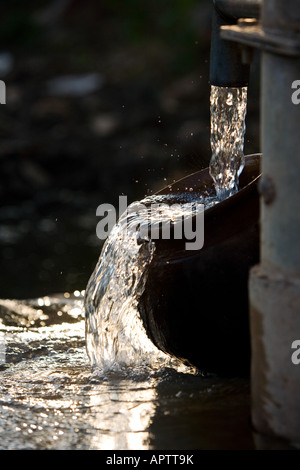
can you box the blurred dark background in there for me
[0,0,260,299]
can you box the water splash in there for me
[85,207,159,375]
[209,86,248,200]
[84,194,210,376]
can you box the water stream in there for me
[85,193,213,376]
[209,86,248,200]
[85,85,248,375]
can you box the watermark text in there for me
[291,340,300,365]
[0,333,6,365]
[96,196,204,251]
[291,80,300,105]
[0,80,5,104]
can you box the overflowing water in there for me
[84,193,215,376]
[85,86,249,374]
[209,86,248,200]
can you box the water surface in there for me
[0,294,254,450]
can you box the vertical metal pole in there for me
[249,0,300,447]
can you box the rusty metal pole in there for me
[249,0,300,447]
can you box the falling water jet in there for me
[209,85,248,200]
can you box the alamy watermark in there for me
[0,80,6,104]
[291,80,300,105]
[0,333,6,365]
[291,340,300,365]
[95,195,204,251]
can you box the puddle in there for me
[0,294,254,450]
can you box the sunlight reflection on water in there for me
[0,294,254,450]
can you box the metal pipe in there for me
[210,4,248,86]
[209,0,260,87]
[249,0,300,447]
[260,56,300,276]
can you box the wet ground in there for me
[0,294,254,450]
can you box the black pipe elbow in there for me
[209,0,261,87]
